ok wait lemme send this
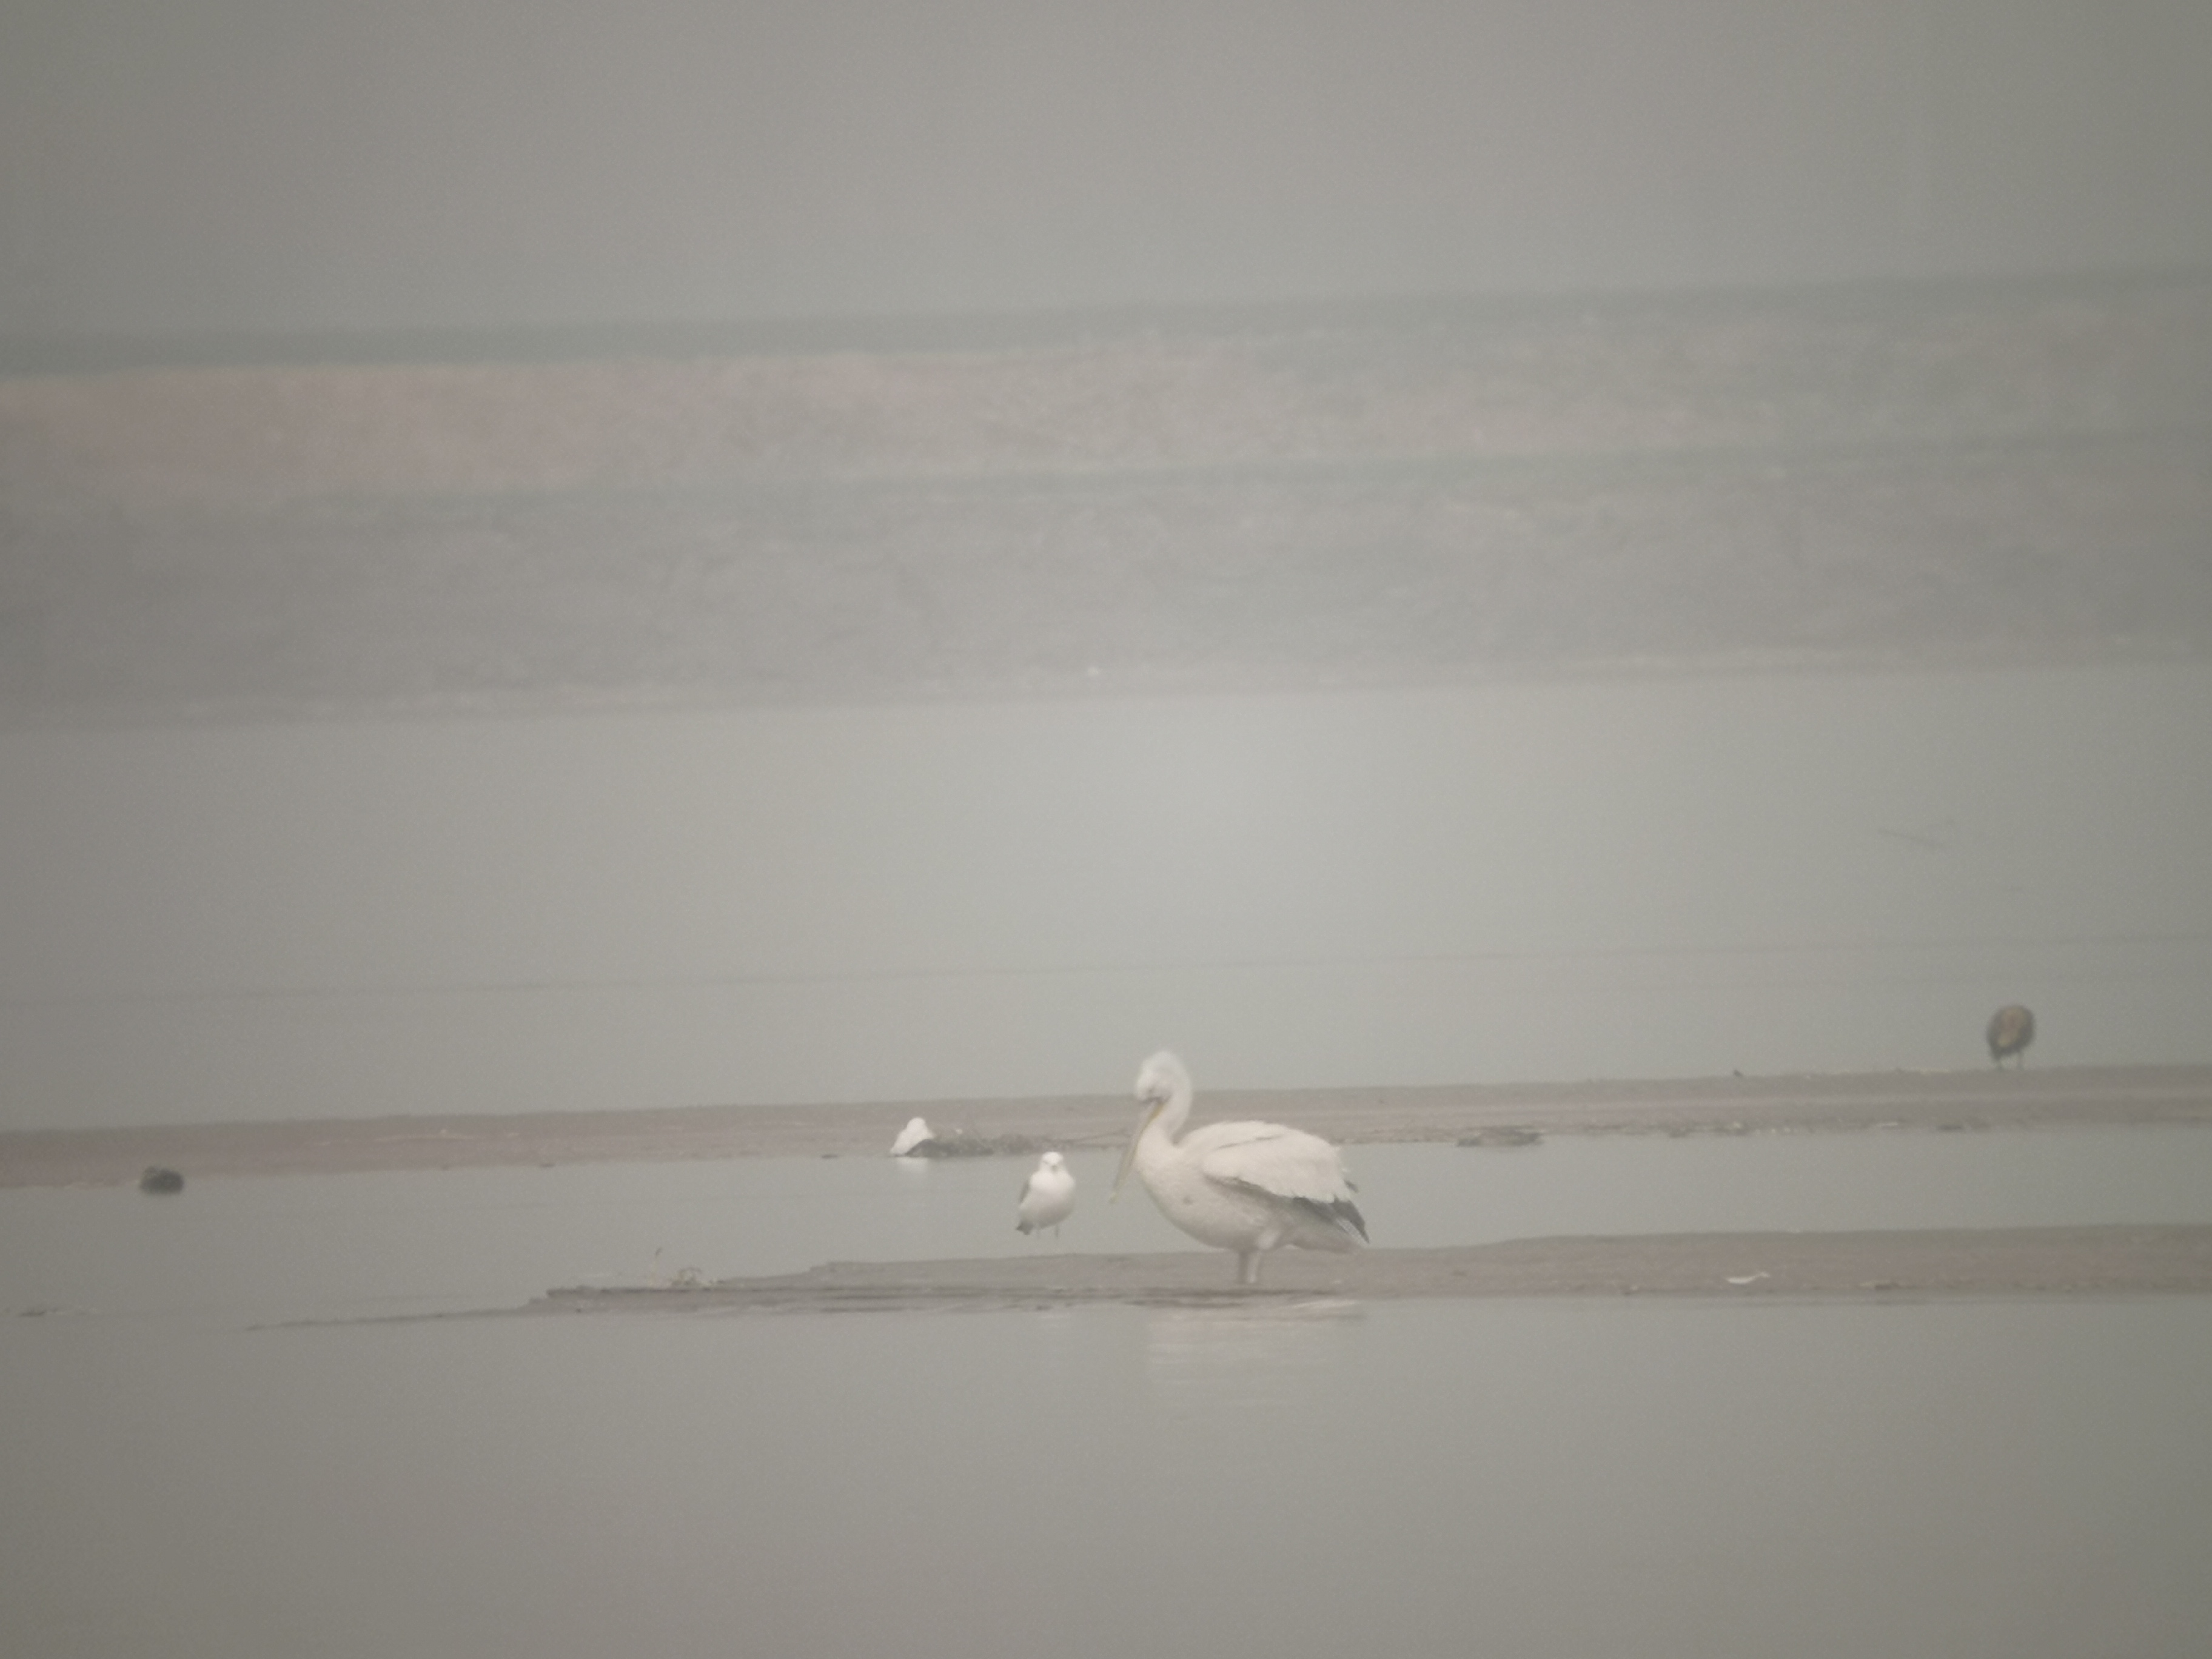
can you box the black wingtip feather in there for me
[1293,1195,1369,1242]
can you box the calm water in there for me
[7,663,2211,1128]
[5,1134,2212,1657]
[9,1127,2212,1326]
[5,1298,2208,1658]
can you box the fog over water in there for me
[5,663,2209,1128]
[8,11,2212,1659]
[7,7,2210,1136]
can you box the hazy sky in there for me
[4,0,2210,339]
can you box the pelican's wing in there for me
[1191,1121,1369,1242]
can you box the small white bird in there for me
[889,1116,934,1157]
[1112,1050,1367,1285]
[1015,1151,1077,1238]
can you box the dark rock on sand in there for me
[1457,1127,1543,1147]
[904,1130,1052,1159]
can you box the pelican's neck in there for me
[1147,1078,1193,1147]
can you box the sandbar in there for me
[7,1065,2210,1189]
[515,1225,2212,1315]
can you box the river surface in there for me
[5,1133,2212,1657]
[9,1127,2212,1325]
[5,658,2211,1654]
[5,662,2210,1128]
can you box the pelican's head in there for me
[1113,1050,1191,1201]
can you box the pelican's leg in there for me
[1237,1250,1260,1287]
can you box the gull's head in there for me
[1037,1150,1067,1171]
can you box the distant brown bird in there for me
[138,1165,184,1194]
[1986,1005,2036,1068]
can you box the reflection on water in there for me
[1141,1299,1366,1409]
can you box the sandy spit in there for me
[7,1066,2210,1189]
[509,1226,2212,1315]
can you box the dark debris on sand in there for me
[901,1130,1053,1159]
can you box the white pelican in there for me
[1111,1050,1367,1285]
[889,1116,934,1156]
[1015,1151,1076,1237]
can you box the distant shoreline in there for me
[10,274,2208,728]
[6,1065,2208,1190]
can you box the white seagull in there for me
[1014,1151,1077,1238]
[889,1116,934,1156]
[1111,1050,1367,1285]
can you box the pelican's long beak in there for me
[1111,1102,1159,1201]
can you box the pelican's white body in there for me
[1116,1051,1366,1285]
[1015,1151,1077,1236]
[889,1116,933,1156]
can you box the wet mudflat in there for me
[531,1227,2212,1315]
